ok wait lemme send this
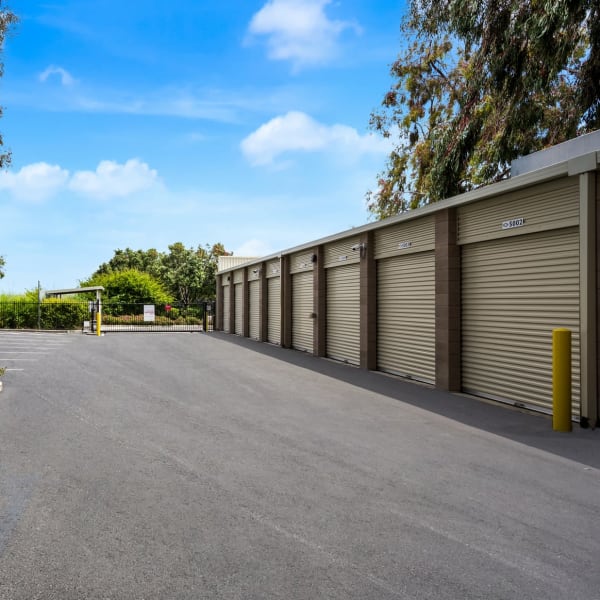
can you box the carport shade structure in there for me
[44,286,105,300]
[45,286,105,335]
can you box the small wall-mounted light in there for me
[351,242,367,258]
[226,275,230,281]
[311,253,318,263]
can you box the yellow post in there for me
[552,328,572,432]
[96,310,102,336]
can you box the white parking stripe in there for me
[0,332,74,377]
[0,351,49,354]
[1,358,39,361]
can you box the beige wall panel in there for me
[249,279,260,340]
[267,276,281,344]
[377,251,436,383]
[292,271,313,351]
[266,258,281,279]
[375,215,435,260]
[326,263,360,364]
[248,267,261,281]
[462,227,581,416]
[290,251,315,275]
[457,177,579,245]
[223,288,231,333]
[233,269,244,284]
[324,237,361,268]
[234,283,243,335]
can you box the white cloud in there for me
[0,162,70,202]
[240,111,389,166]
[247,0,360,68]
[68,159,160,199]
[39,65,76,86]
[0,159,160,201]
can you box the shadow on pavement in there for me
[210,332,600,470]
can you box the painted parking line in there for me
[0,359,40,362]
[0,332,74,379]
[0,350,50,354]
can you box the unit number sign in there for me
[502,218,525,230]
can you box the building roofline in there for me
[218,151,600,275]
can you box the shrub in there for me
[39,299,88,329]
[0,299,88,329]
[81,270,173,316]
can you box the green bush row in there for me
[101,314,202,325]
[0,300,88,330]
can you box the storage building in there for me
[216,134,600,427]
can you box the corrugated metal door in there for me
[267,276,281,344]
[377,251,436,383]
[326,263,360,364]
[461,227,580,416]
[249,279,260,340]
[223,285,230,332]
[234,283,243,335]
[292,270,313,352]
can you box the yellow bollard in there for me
[96,311,102,337]
[552,328,572,432]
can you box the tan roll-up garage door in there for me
[249,279,260,340]
[234,283,243,335]
[292,270,313,352]
[461,227,580,416]
[223,284,231,333]
[326,263,360,364]
[267,276,281,344]
[377,251,436,383]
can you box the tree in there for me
[93,248,162,278]
[0,5,17,276]
[0,3,18,169]
[158,242,231,303]
[368,0,600,219]
[198,243,231,300]
[81,270,173,313]
[158,243,206,305]
[87,242,230,303]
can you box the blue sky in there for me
[0,0,405,293]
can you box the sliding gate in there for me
[86,301,216,332]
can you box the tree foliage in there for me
[87,242,230,302]
[81,269,173,309]
[93,248,162,278]
[368,0,600,219]
[0,2,18,169]
[1,4,18,275]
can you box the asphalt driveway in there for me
[0,331,598,599]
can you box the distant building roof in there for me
[511,129,600,176]
[217,256,259,272]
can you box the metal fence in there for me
[0,300,216,332]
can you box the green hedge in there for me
[101,314,202,325]
[0,300,88,330]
